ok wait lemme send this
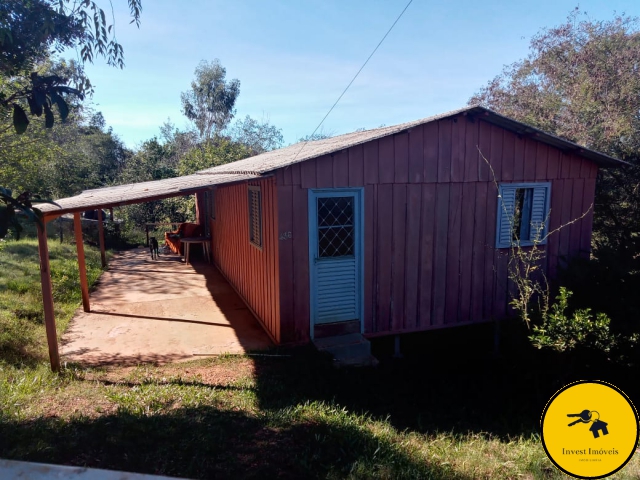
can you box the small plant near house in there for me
[529,287,615,354]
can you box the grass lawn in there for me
[0,238,638,479]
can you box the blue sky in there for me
[72,0,639,149]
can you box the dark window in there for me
[496,183,550,248]
[248,186,262,248]
[317,196,355,257]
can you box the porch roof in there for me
[37,172,259,217]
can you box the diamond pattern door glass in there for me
[317,197,354,257]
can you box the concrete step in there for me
[313,333,377,367]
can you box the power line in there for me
[293,0,414,160]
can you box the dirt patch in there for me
[83,357,256,387]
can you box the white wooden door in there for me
[308,189,364,335]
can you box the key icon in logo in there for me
[566,410,609,438]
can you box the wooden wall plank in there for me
[333,150,349,187]
[493,249,509,319]
[560,153,572,179]
[535,143,549,180]
[348,144,364,187]
[375,184,394,331]
[301,158,316,188]
[418,184,436,327]
[501,130,515,181]
[391,185,407,331]
[489,125,503,182]
[403,184,421,330]
[523,138,537,181]
[364,140,379,184]
[451,117,465,182]
[282,166,293,186]
[558,179,574,265]
[316,154,333,188]
[483,182,497,319]
[432,183,450,325]
[581,178,596,258]
[547,147,560,180]
[569,179,585,258]
[437,120,452,183]
[478,120,492,181]
[394,132,409,183]
[513,134,525,181]
[445,183,462,323]
[364,184,375,333]
[423,121,439,182]
[569,154,582,179]
[379,136,395,184]
[408,126,424,183]
[277,185,295,343]
[458,182,476,322]
[463,118,479,182]
[292,186,310,343]
[579,158,590,179]
[292,163,302,186]
[547,180,563,279]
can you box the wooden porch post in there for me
[97,209,107,268]
[37,222,60,372]
[74,213,91,312]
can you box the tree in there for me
[0,0,142,238]
[470,10,640,254]
[0,0,142,132]
[181,59,240,140]
[298,128,334,143]
[230,115,283,154]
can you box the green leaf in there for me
[27,95,42,116]
[12,104,29,134]
[50,92,69,121]
[44,104,54,128]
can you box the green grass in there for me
[0,238,638,479]
[0,238,105,365]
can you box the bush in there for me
[529,288,617,354]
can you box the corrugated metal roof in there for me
[37,172,259,215]
[198,105,626,174]
[37,105,625,216]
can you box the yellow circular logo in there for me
[541,380,639,479]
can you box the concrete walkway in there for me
[61,248,272,365]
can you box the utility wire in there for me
[293,0,413,161]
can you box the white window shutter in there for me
[530,185,549,244]
[496,186,516,248]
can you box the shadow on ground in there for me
[0,407,465,480]
[252,321,640,439]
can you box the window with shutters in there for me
[248,186,262,249]
[495,182,551,248]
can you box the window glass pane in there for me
[318,197,353,227]
[513,188,533,242]
[317,196,355,257]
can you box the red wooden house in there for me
[198,105,624,345]
[37,105,625,369]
